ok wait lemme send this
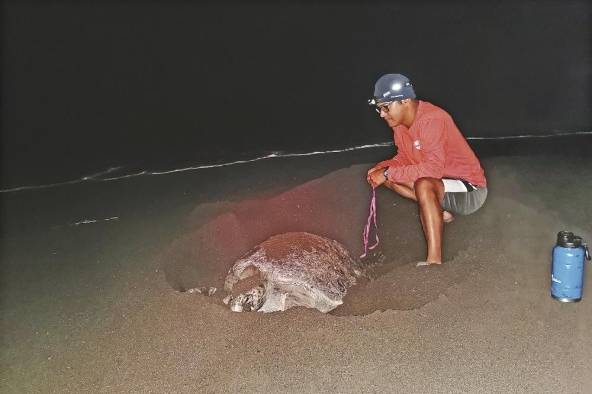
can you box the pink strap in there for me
[360,187,379,258]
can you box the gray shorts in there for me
[441,179,488,215]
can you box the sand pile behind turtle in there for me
[161,165,373,293]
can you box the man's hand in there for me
[367,167,387,188]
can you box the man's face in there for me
[378,100,405,127]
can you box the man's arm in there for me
[367,127,410,175]
[385,119,446,183]
[366,149,411,187]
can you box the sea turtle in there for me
[222,232,364,313]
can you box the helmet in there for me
[368,73,416,106]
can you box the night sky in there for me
[2,1,590,188]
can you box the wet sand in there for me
[2,144,592,393]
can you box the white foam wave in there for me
[70,216,120,226]
[0,166,124,193]
[103,142,393,179]
[0,142,392,193]
[1,131,590,194]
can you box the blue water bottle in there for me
[551,231,591,302]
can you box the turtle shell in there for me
[224,232,362,313]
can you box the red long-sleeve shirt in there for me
[377,100,487,187]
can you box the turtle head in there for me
[223,285,266,312]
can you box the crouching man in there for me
[367,73,487,266]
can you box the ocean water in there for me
[3,2,589,195]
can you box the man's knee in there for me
[414,177,442,200]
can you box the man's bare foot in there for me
[416,261,442,267]
[443,210,455,223]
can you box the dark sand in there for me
[2,146,592,393]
